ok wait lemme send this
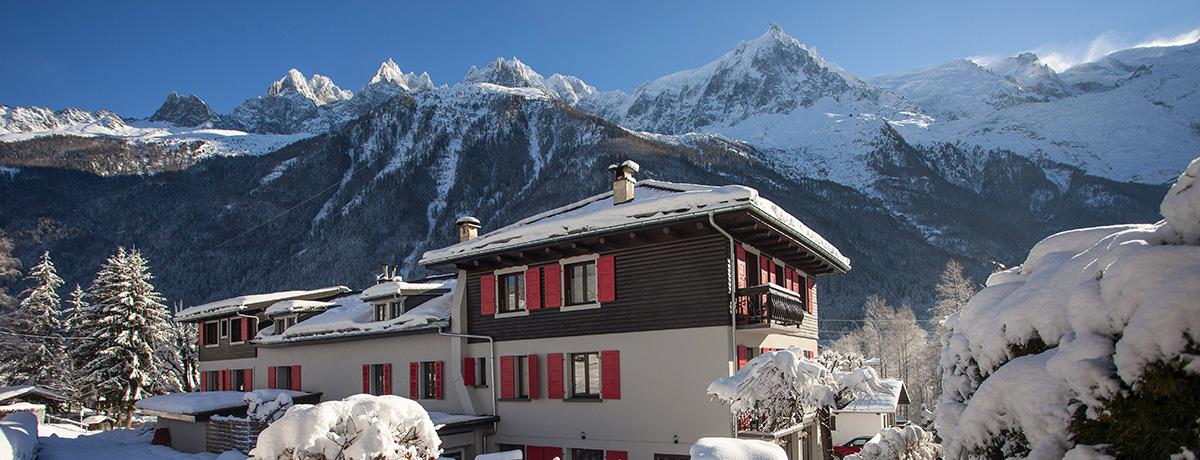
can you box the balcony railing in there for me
[736,283,806,326]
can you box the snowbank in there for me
[250,394,440,460]
[690,437,786,460]
[846,425,940,460]
[937,157,1200,458]
[0,412,37,460]
[475,450,523,460]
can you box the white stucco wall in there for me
[831,412,885,445]
[157,418,207,454]
[471,326,734,460]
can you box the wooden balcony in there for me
[736,283,806,330]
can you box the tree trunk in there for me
[818,407,834,460]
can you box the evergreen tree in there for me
[74,247,173,426]
[0,251,67,391]
[0,235,20,309]
[61,284,88,401]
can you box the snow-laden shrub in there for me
[249,394,441,460]
[690,437,786,460]
[936,156,1200,459]
[846,425,940,460]
[0,412,38,460]
[708,347,885,432]
[246,391,293,425]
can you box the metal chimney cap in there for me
[456,216,481,226]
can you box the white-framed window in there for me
[275,365,293,390]
[373,304,387,322]
[474,357,488,387]
[206,370,220,391]
[368,363,388,395]
[495,267,526,314]
[274,316,297,334]
[203,320,219,346]
[419,361,442,399]
[560,254,600,310]
[219,318,230,339]
[390,301,403,319]
[570,352,601,398]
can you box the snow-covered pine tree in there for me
[158,304,199,393]
[0,235,20,309]
[74,247,173,426]
[60,284,88,401]
[0,251,68,392]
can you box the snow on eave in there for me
[176,285,351,321]
[254,283,456,346]
[360,280,452,302]
[835,379,905,413]
[0,385,69,403]
[135,390,310,416]
[419,179,850,272]
[264,300,338,318]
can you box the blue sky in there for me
[2,0,1197,117]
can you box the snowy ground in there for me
[38,424,241,460]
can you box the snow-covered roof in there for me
[836,379,906,413]
[265,300,338,318]
[135,390,308,415]
[0,385,69,403]
[361,279,451,302]
[176,285,351,321]
[256,280,456,344]
[419,179,849,271]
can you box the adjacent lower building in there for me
[171,161,851,460]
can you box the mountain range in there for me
[0,24,1186,331]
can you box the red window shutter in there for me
[410,362,420,398]
[601,350,620,399]
[737,345,748,369]
[363,365,371,393]
[543,265,562,308]
[768,260,777,284]
[597,256,616,302]
[547,353,564,399]
[736,245,748,288]
[784,268,793,291]
[463,357,476,386]
[244,368,253,391]
[222,369,231,391]
[545,447,563,460]
[198,323,206,346]
[435,361,444,399]
[500,356,515,399]
[525,268,541,310]
[292,366,301,391]
[527,354,539,400]
[267,367,276,389]
[607,451,628,460]
[480,275,496,315]
[527,446,544,460]
[759,255,769,285]
[199,371,207,392]
[807,277,816,314]
[384,363,392,395]
[241,318,249,341]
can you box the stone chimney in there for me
[608,160,640,205]
[456,216,481,243]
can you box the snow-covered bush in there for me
[936,157,1200,459]
[690,437,786,460]
[246,391,293,425]
[0,412,38,460]
[845,426,940,460]
[708,347,886,433]
[249,394,441,460]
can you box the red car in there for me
[832,436,872,459]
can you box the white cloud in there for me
[1030,28,1200,72]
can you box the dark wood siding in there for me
[199,335,257,361]
[466,234,732,341]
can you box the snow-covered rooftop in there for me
[419,179,849,270]
[264,300,337,318]
[256,279,456,344]
[176,285,350,321]
[361,279,451,302]
[0,385,68,403]
[835,378,905,413]
[135,390,308,415]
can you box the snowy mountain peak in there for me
[367,59,434,92]
[148,92,218,127]
[989,52,1072,99]
[463,57,546,89]
[267,69,352,106]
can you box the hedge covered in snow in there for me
[845,426,940,460]
[937,157,1200,459]
[249,394,440,460]
[690,437,786,460]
